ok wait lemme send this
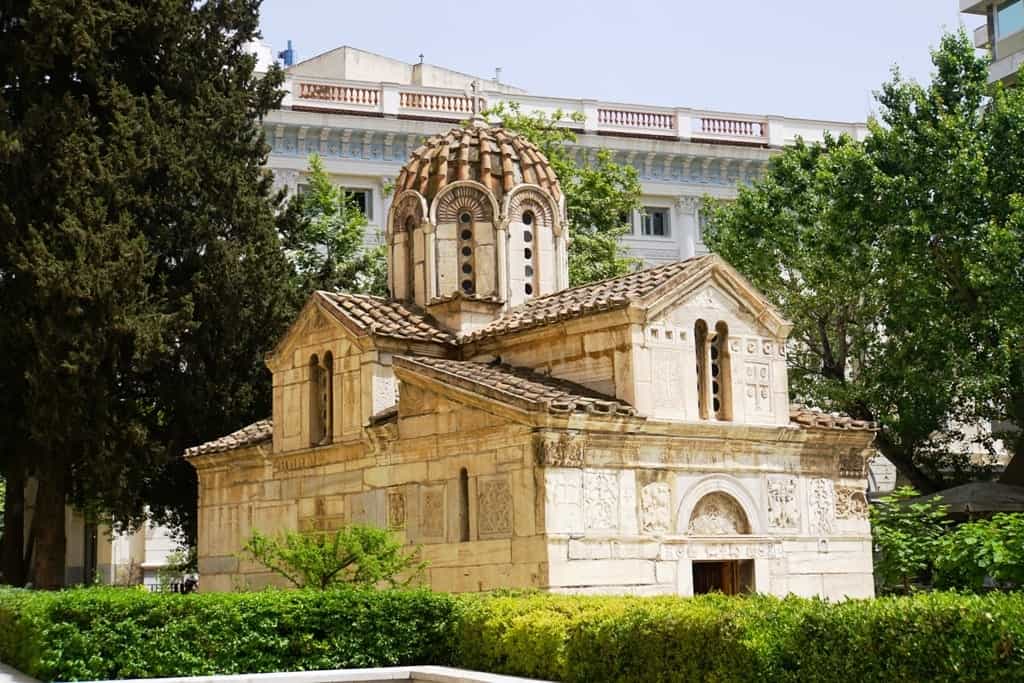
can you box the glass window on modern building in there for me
[640,207,670,237]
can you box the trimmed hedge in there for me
[2,588,1023,682]
[0,587,459,681]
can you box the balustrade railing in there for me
[598,107,675,131]
[283,77,866,147]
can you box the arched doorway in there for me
[686,492,754,595]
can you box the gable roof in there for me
[789,405,877,431]
[460,256,714,342]
[185,419,272,458]
[394,356,638,418]
[317,291,456,345]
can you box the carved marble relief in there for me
[838,450,868,479]
[640,482,671,534]
[835,486,869,520]
[744,361,772,416]
[808,479,836,535]
[387,491,406,529]
[583,470,620,532]
[766,476,798,529]
[536,432,586,467]
[420,485,446,541]
[687,492,750,535]
[545,469,583,534]
[477,476,513,537]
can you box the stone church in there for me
[187,121,877,599]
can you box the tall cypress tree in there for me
[0,0,295,587]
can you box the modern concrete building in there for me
[258,44,868,267]
[963,0,1024,84]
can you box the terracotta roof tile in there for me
[185,419,272,458]
[319,292,456,345]
[789,405,878,431]
[462,255,714,343]
[396,126,561,206]
[395,356,638,418]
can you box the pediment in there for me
[641,255,792,340]
[265,294,364,372]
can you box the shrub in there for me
[935,513,1024,590]
[2,588,1023,682]
[242,525,425,589]
[869,486,948,591]
[0,586,459,681]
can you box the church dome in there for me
[395,125,562,207]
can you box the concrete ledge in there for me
[71,667,548,683]
[0,663,41,683]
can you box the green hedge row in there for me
[0,587,459,681]
[2,587,1022,682]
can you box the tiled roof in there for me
[790,405,878,431]
[396,125,561,205]
[395,356,638,418]
[461,255,714,342]
[319,291,456,345]
[185,419,272,458]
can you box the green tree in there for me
[0,0,295,587]
[870,487,949,593]
[242,526,426,590]
[280,154,387,296]
[706,32,1024,490]
[482,103,641,285]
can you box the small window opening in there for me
[695,320,709,419]
[458,468,470,542]
[713,321,732,421]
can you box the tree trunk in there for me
[0,465,27,586]
[874,430,944,493]
[29,464,67,590]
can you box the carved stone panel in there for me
[766,476,799,529]
[387,490,406,530]
[535,432,586,467]
[583,469,620,532]
[545,469,583,534]
[743,362,772,416]
[477,475,513,538]
[838,450,868,479]
[640,482,671,534]
[419,484,446,542]
[808,479,836,535]
[687,493,751,535]
[835,486,868,520]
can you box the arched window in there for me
[523,211,536,297]
[712,322,732,421]
[694,320,709,419]
[404,215,417,302]
[309,353,332,446]
[321,352,334,442]
[458,211,475,295]
[458,467,470,542]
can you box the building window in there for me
[309,352,333,446]
[997,0,1024,40]
[458,468,470,542]
[695,320,709,419]
[459,211,475,295]
[342,188,372,219]
[694,320,732,421]
[523,210,536,297]
[404,215,417,302]
[640,207,670,237]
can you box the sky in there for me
[258,0,974,123]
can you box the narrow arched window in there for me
[694,320,709,419]
[309,354,322,446]
[458,468,470,542]
[458,212,475,295]
[404,215,417,302]
[321,351,334,443]
[713,322,732,421]
[523,211,537,297]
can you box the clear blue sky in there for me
[258,0,972,123]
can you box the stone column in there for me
[424,223,437,304]
[675,196,701,259]
[496,223,509,304]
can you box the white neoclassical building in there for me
[256,43,869,267]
